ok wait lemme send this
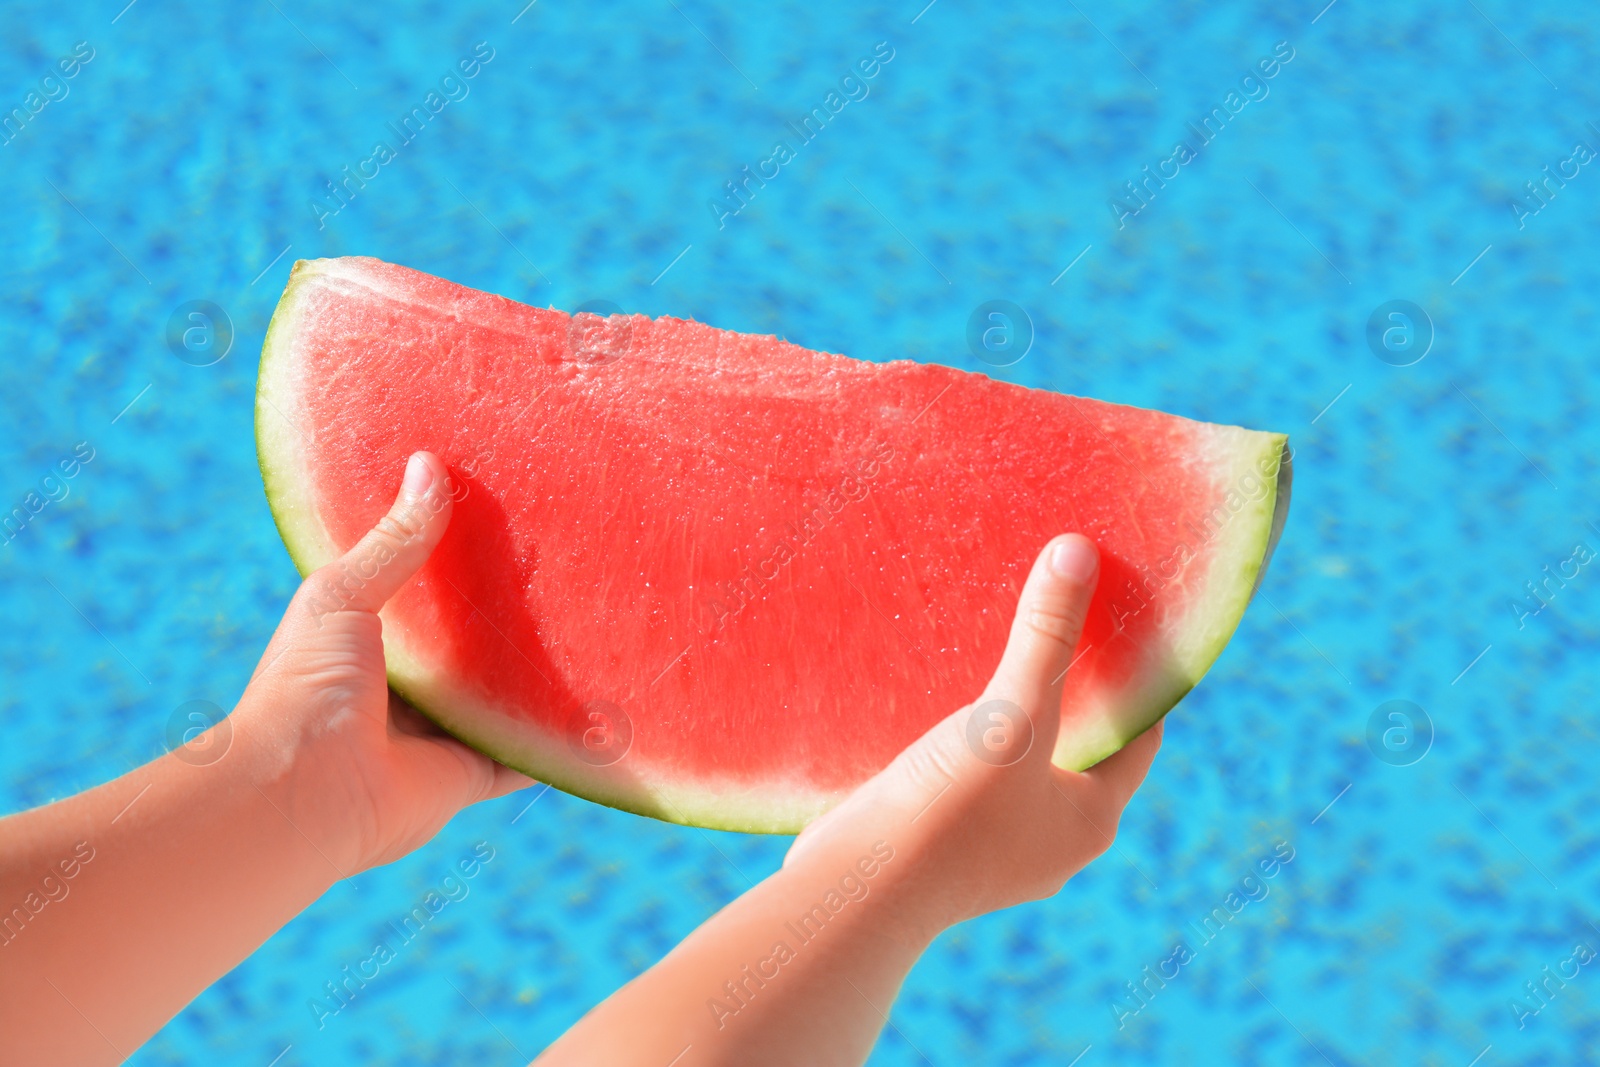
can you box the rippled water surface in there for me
[2,1,1596,1063]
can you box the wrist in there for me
[782,819,953,953]
[229,689,364,882]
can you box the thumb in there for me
[979,534,1100,751]
[307,451,454,616]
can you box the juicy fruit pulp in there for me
[257,258,1290,833]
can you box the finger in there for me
[387,690,451,739]
[399,721,538,805]
[450,743,536,803]
[1079,717,1164,809]
[487,763,539,800]
[388,692,537,801]
[308,451,454,615]
[980,534,1100,739]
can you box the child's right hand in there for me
[785,533,1163,937]
[539,533,1163,1067]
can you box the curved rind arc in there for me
[1049,432,1290,773]
[257,257,1290,834]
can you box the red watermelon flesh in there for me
[257,257,1290,833]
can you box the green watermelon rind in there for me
[1049,427,1291,774]
[257,257,1290,835]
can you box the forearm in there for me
[537,832,942,1067]
[0,714,340,1064]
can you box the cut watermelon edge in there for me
[257,257,1291,835]
[1049,427,1291,774]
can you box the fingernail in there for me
[1049,537,1098,583]
[402,453,434,498]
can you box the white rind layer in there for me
[258,257,1290,834]
[1050,425,1290,772]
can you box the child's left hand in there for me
[0,452,532,1064]
[236,450,533,875]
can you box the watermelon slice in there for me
[257,258,1290,834]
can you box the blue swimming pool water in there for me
[2,1,1596,1063]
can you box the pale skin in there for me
[0,452,1161,1066]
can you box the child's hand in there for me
[236,452,532,874]
[786,533,1162,935]
[539,534,1161,1067]
[0,451,535,1063]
